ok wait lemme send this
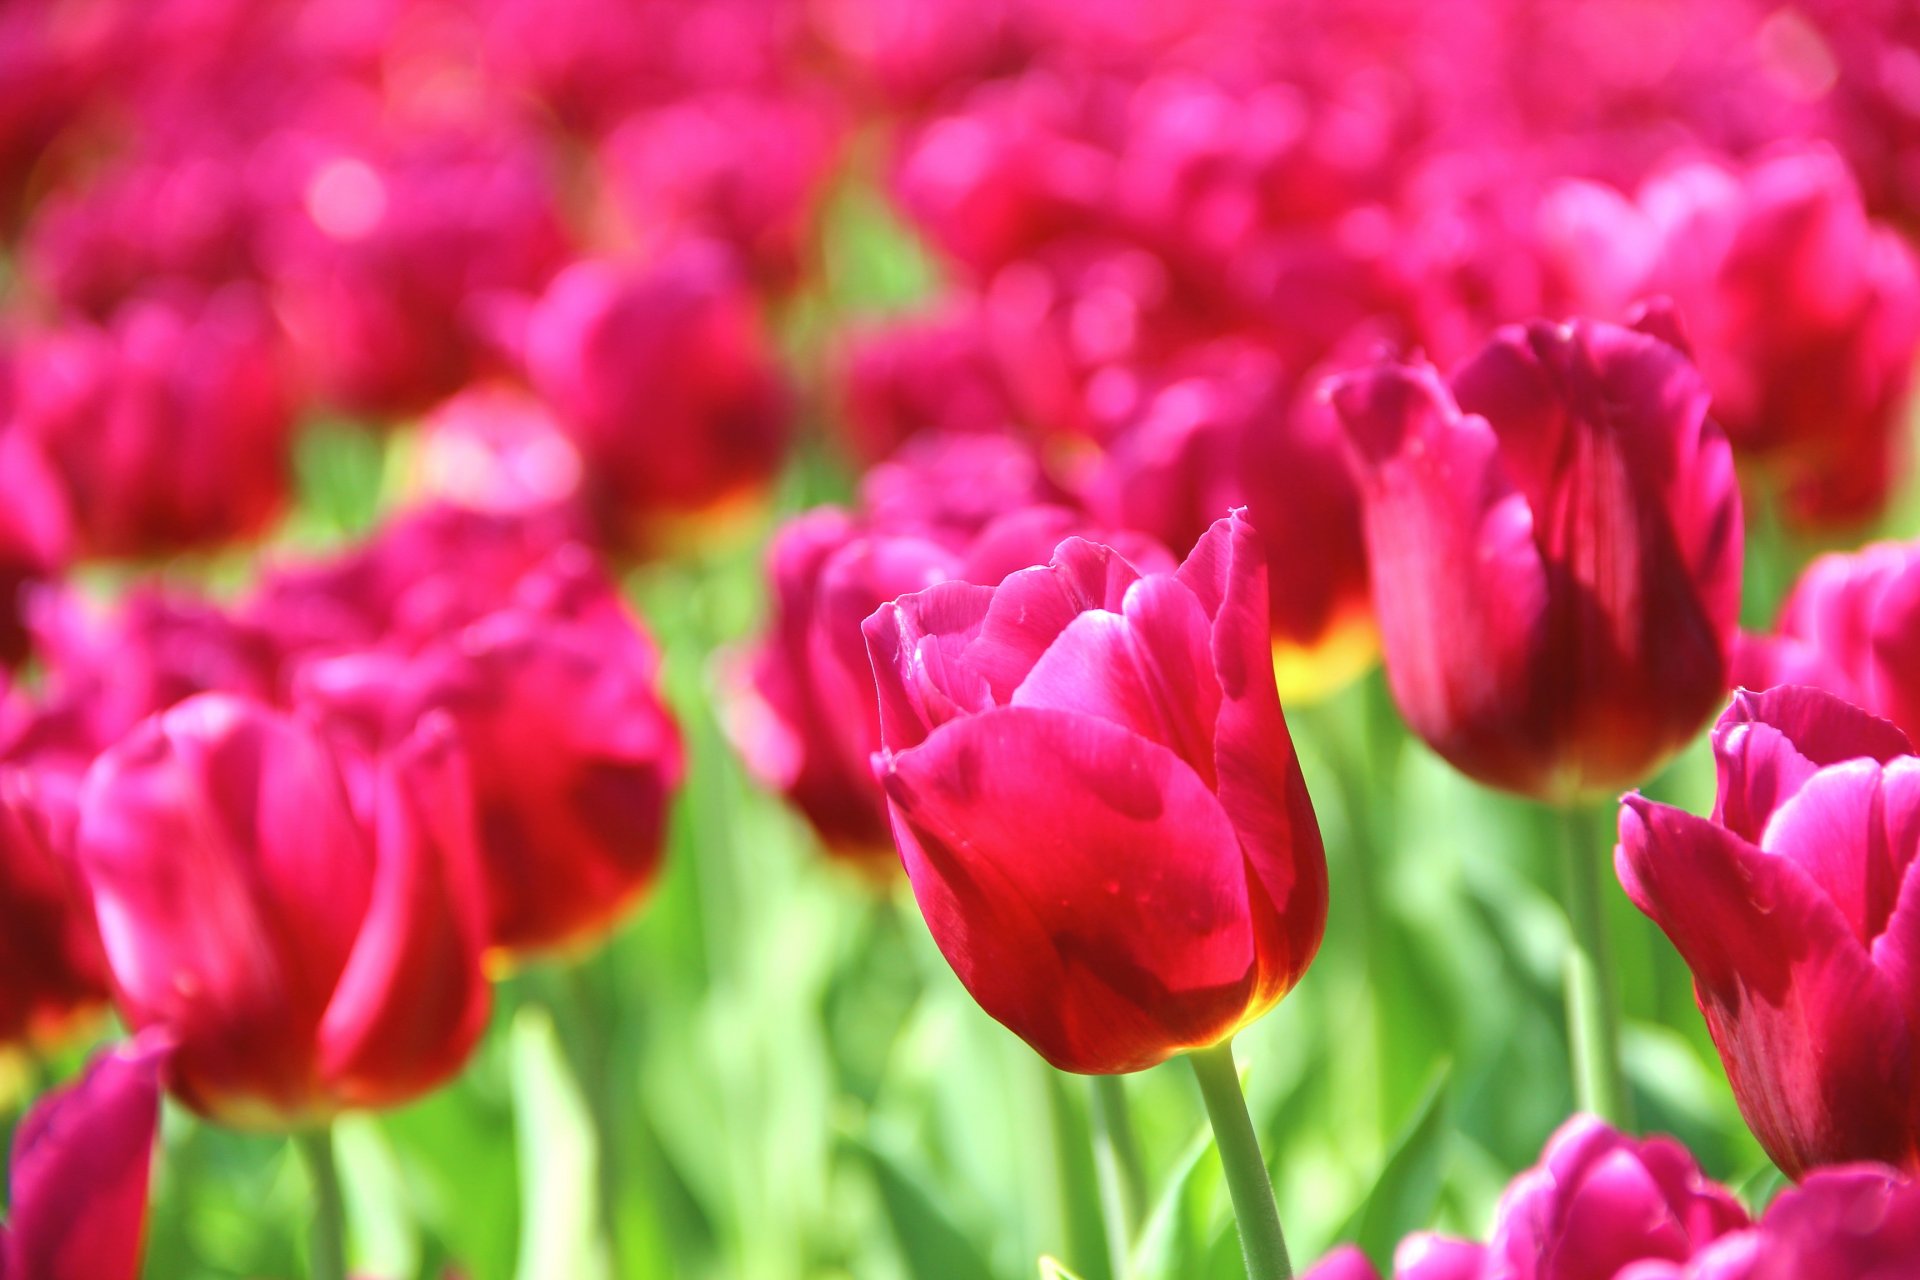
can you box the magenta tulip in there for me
[1650,1166,1920,1279]
[74,694,490,1126]
[1329,316,1742,801]
[863,510,1325,1073]
[522,245,793,552]
[1617,685,1920,1177]
[1,1040,163,1280]
[295,549,684,955]
[0,767,109,1051]
[1736,538,1920,745]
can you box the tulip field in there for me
[12,2,1920,1278]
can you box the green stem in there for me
[1188,1040,1291,1280]
[1561,806,1632,1126]
[1088,1074,1149,1278]
[294,1126,347,1280]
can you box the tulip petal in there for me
[966,538,1145,700]
[879,706,1258,1073]
[1757,758,1920,947]
[865,581,996,752]
[5,1039,163,1280]
[1010,574,1220,783]
[1391,1234,1485,1280]
[1298,1245,1380,1280]
[319,715,490,1108]
[1712,685,1913,843]
[1617,795,1918,1176]
[1176,510,1326,1004]
[1332,361,1553,794]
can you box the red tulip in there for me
[863,510,1325,1073]
[296,549,684,955]
[73,694,490,1126]
[1329,316,1742,801]
[832,305,1016,466]
[1617,685,1920,1178]
[7,288,294,561]
[1736,538,1920,745]
[1,1040,163,1280]
[522,245,793,551]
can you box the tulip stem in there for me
[1188,1040,1291,1280]
[294,1125,347,1280]
[1089,1074,1149,1276]
[1561,805,1632,1126]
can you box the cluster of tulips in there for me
[8,0,1920,1277]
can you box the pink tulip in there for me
[522,245,792,551]
[1652,1166,1920,1279]
[1618,685,1920,1177]
[1330,316,1742,801]
[1736,538,1920,745]
[7,288,294,561]
[296,548,683,955]
[1,1040,164,1280]
[864,511,1325,1073]
[74,694,490,1126]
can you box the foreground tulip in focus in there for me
[865,509,1326,1075]
[72,694,490,1127]
[1329,315,1743,803]
[1618,685,1920,1178]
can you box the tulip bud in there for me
[864,510,1325,1073]
[74,694,490,1126]
[1736,538,1920,744]
[1,1040,163,1280]
[1618,685,1920,1178]
[1330,317,1742,802]
[523,245,793,553]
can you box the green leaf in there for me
[1041,1257,1091,1280]
[511,1007,610,1280]
[1335,1065,1452,1267]
[842,1132,997,1280]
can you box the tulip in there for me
[1735,538,1920,744]
[1329,315,1742,803]
[7,288,295,561]
[832,305,1016,466]
[73,693,490,1127]
[864,509,1325,1074]
[296,549,684,955]
[522,245,793,552]
[412,385,585,519]
[1634,144,1920,529]
[1618,684,1920,1177]
[1,1040,164,1280]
